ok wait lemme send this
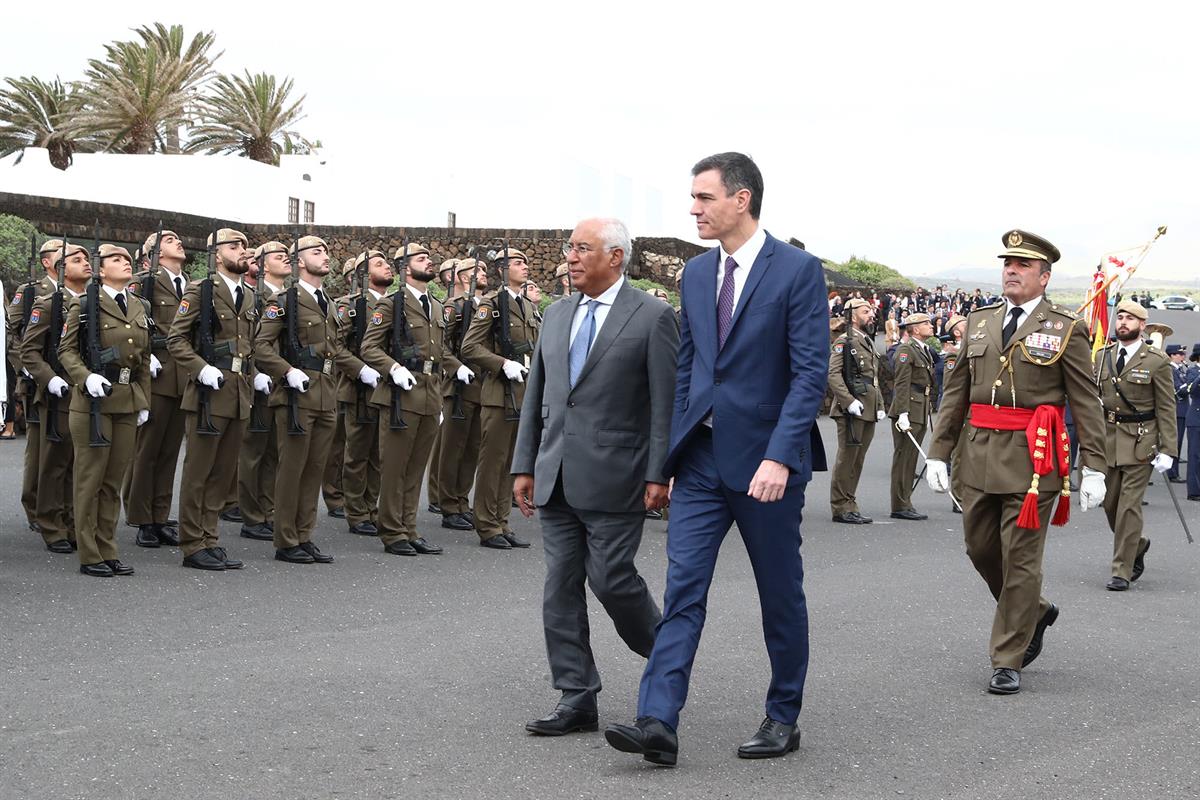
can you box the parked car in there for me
[1149,295,1198,311]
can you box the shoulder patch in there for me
[834,343,844,353]
[444,305,454,322]
[898,352,909,363]
[265,304,281,320]
[11,292,21,305]
[29,308,41,325]
[336,305,346,321]
[177,299,190,316]
[476,307,491,320]
[371,310,384,325]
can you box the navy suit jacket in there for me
[1186,364,1200,427]
[662,232,828,491]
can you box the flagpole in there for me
[1074,226,1168,314]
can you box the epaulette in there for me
[1048,304,1079,320]
[974,302,1004,312]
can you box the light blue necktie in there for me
[569,300,600,387]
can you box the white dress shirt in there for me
[406,283,431,315]
[716,225,767,315]
[217,271,244,302]
[1002,295,1045,330]
[569,276,624,349]
[1115,337,1142,365]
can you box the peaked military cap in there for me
[998,229,1061,265]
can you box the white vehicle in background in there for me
[1149,295,1198,311]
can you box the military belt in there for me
[296,353,334,375]
[212,353,245,374]
[911,383,930,396]
[101,364,140,385]
[1106,410,1155,424]
[401,358,438,376]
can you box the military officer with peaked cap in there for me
[926,229,1108,695]
[827,298,885,523]
[1094,299,1177,591]
[889,312,935,520]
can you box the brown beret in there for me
[439,258,458,274]
[39,238,65,255]
[946,314,967,331]
[903,312,932,326]
[495,247,528,264]
[354,249,387,270]
[1115,299,1148,321]
[98,243,132,261]
[554,263,569,278]
[255,241,288,259]
[207,228,248,248]
[844,298,871,311]
[290,235,327,256]
[394,243,430,261]
[455,257,484,275]
[143,230,180,255]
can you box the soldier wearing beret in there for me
[827,298,884,524]
[253,235,342,565]
[1094,300,1177,591]
[888,312,935,520]
[359,243,448,556]
[166,229,256,570]
[460,247,540,549]
[926,229,1108,695]
[58,244,153,577]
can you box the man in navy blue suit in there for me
[605,152,828,766]
[1166,343,1188,483]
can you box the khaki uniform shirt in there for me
[827,327,883,418]
[57,290,152,415]
[460,289,541,408]
[888,339,935,424]
[130,267,190,397]
[167,275,256,420]
[359,286,449,417]
[1095,342,1178,465]
[253,285,342,412]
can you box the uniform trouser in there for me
[1167,419,1185,480]
[426,423,444,507]
[321,409,346,511]
[376,409,439,544]
[239,412,277,526]
[830,416,875,515]
[541,477,661,712]
[178,413,247,557]
[960,485,1057,669]
[272,406,335,549]
[949,429,966,503]
[341,402,380,526]
[21,418,40,525]
[890,421,926,512]
[1103,462,1153,580]
[36,402,75,544]
[436,396,482,516]
[125,392,186,525]
[1189,427,1200,498]
[473,405,519,539]
[70,410,136,565]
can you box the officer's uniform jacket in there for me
[253,284,342,412]
[130,267,190,397]
[888,338,934,424]
[7,275,57,393]
[460,288,540,408]
[827,327,883,418]
[332,290,383,406]
[359,286,448,417]
[18,291,78,406]
[440,293,483,404]
[1095,342,1177,466]
[57,290,152,415]
[167,274,256,420]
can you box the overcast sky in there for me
[2,1,1197,281]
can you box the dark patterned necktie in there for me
[174,275,183,299]
[717,256,737,348]
[420,294,431,320]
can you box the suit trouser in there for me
[960,485,1056,669]
[426,423,444,506]
[890,421,926,511]
[473,405,518,540]
[1103,463,1152,581]
[125,392,186,525]
[178,413,247,557]
[70,410,136,565]
[436,396,481,515]
[272,406,335,549]
[35,402,74,544]
[321,409,346,511]
[239,413,277,526]
[1167,418,1186,480]
[341,402,380,526]
[376,409,439,544]
[830,416,875,515]
[541,477,661,711]
[638,433,809,729]
[1189,427,1200,497]
[21,417,40,525]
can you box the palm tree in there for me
[185,71,309,165]
[0,75,98,169]
[69,24,218,154]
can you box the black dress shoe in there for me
[952,504,962,514]
[348,521,379,536]
[604,717,678,766]
[104,559,135,576]
[220,506,243,522]
[1132,538,1150,582]
[80,562,114,577]
[300,541,334,563]
[988,668,1021,695]
[525,704,599,736]
[644,508,663,520]
[410,537,443,555]
[183,549,226,570]
[326,507,346,519]
[29,521,42,533]
[737,717,801,759]
[1169,476,1186,484]
[890,508,928,521]
[462,510,476,524]
[46,539,74,554]
[1107,576,1130,591]
[210,547,243,570]
[240,522,274,540]
[481,534,511,550]
[427,502,443,514]
[155,524,180,546]
[135,525,161,548]
[167,518,179,526]
[1022,603,1059,667]
[384,539,418,556]
[832,511,871,524]
[1190,495,1200,501]
[503,531,530,548]
[441,513,474,531]
[275,546,315,564]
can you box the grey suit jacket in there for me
[512,279,679,513]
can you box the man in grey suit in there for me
[513,217,679,737]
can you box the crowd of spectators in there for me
[829,286,1001,341]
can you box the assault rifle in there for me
[246,247,270,434]
[283,234,310,435]
[21,235,40,424]
[489,240,531,422]
[448,247,480,421]
[43,235,72,442]
[841,306,869,446]
[388,238,416,431]
[194,229,228,436]
[348,248,371,424]
[80,222,113,447]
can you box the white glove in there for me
[456,364,475,384]
[149,354,162,378]
[253,372,273,394]
[1079,468,1106,512]
[390,364,416,390]
[846,399,864,417]
[136,409,150,427]
[502,359,527,383]
[197,365,223,390]
[285,368,309,392]
[85,373,111,398]
[876,409,887,421]
[1151,453,1174,474]
[47,376,69,397]
[926,459,950,493]
[358,365,381,388]
[896,412,912,432]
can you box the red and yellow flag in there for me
[1083,263,1109,360]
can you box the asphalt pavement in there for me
[2,406,1199,799]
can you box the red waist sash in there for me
[969,403,1071,529]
